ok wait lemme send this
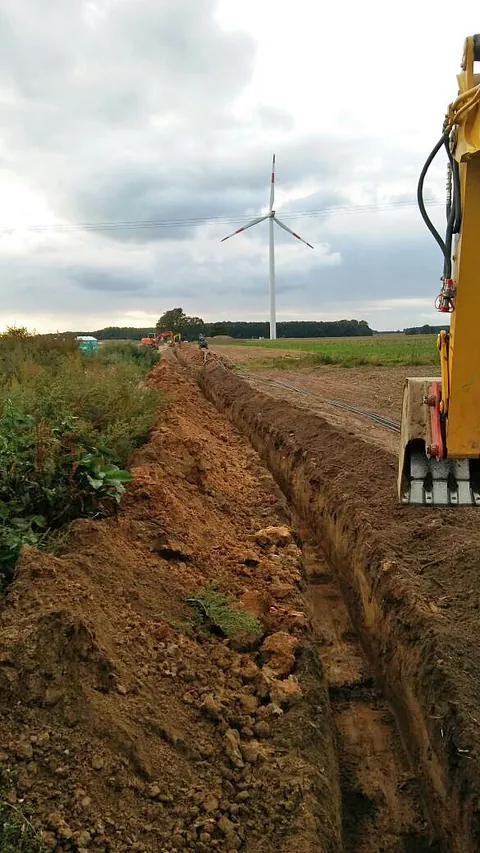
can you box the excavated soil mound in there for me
[0,360,341,853]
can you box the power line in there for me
[0,197,443,235]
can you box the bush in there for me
[0,329,162,588]
[100,341,161,370]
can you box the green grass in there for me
[0,765,46,852]
[186,585,263,640]
[234,334,439,368]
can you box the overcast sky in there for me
[0,0,478,332]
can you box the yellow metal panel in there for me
[446,156,480,457]
[452,37,480,160]
[438,331,449,414]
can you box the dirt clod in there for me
[224,728,244,768]
[255,526,293,549]
[261,631,298,677]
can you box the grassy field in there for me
[230,334,438,368]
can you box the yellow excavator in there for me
[399,34,480,505]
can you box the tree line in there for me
[72,309,374,341]
[404,324,450,335]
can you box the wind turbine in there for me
[220,155,313,340]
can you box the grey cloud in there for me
[0,227,441,331]
[0,0,447,330]
[71,269,151,293]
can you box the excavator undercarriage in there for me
[399,378,480,504]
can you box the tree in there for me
[156,308,205,341]
[209,322,228,337]
[156,308,186,334]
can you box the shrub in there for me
[0,402,133,588]
[100,341,161,370]
[0,329,162,589]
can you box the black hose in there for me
[444,139,462,234]
[452,159,462,233]
[446,162,452,221]
[443,200,455,279]
[443,141,456,278]
[417,133,449,258]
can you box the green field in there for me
[233,334,439,368]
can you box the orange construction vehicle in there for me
[158,331,175,347]
[140,331,175,348]
[140,335,157,347]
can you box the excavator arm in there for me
[398,34,480,504]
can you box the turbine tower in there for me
[220,155,314,340]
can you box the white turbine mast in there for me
[220,155,313,340]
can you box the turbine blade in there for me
[269,153,276,212]
[220,214,268,242]
[274,217,314,248]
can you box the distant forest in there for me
[404,324,450,335]
[72,319,374,340]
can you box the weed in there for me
[0,402,134,587]
[0,765,46,852]
[186,585,263,639]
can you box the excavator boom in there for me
[399,34,480,505]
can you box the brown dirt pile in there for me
[0,359,341,853]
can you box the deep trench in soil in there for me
[302,534,438,853]
[176,352,440,851]
[177,348,480,853]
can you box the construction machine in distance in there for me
[399,34,480,505]
[140,331,176,348]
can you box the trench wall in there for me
[187,357,480,853]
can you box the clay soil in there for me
[0,359,341,853]
[179,345,480,852]
[3,344,480,852]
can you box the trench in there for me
[174,349,479,853]
[302,533,436,852]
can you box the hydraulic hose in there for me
[443,147,455,280]
[417,131,463,281]
[416,133,449,259]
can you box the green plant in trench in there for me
[186,585,263,639]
